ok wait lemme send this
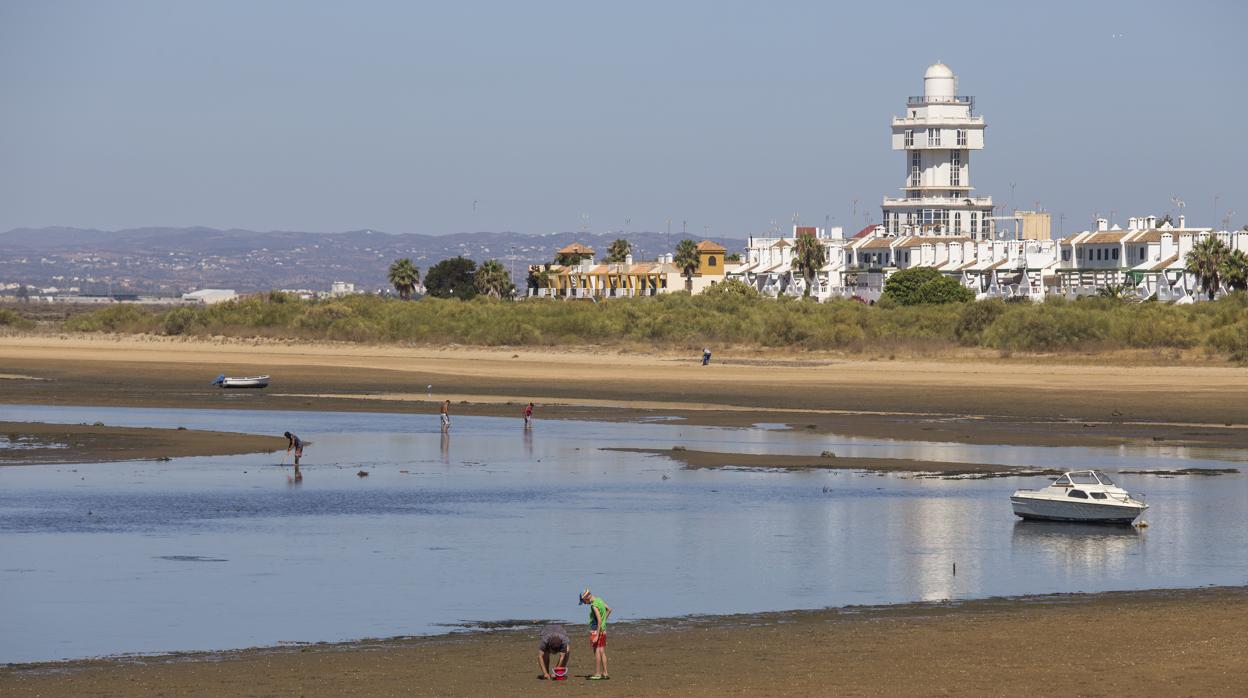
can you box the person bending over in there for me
[283,431,304,465]
[536,623,571,681]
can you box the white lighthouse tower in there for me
[882,63,994,240]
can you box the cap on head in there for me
[579,588,592,604]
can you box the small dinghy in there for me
[1011,470,1147,524]
[212,374,270,389]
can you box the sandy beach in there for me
[1,335,1246,450]
[4,586,1246,697]
[0,421,284,465]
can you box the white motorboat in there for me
[212,374,270,389]
[1010,470,1147,524]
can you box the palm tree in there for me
[473,259,513,299]
[673,239,699,292]
[1221,248,1248,293]
[605,239,632,263]
[1185,237,1229,300]
[791,231,827,298]
[388,258,420,300]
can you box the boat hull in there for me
[1010,496,1145,525]
[219,377,269,389]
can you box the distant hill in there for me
[0,227,747,294]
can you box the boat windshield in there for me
[1093,471,1115,486]
[1051,474,1072,487]
[1069,472,1100,485]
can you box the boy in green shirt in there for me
[579,587,612,680]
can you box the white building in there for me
[181,288,237,305]
[330,281,356,297]
[883,63,994,240]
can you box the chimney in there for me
[624,254,633,266]
[1128,217,1139,231]
[1146,215,1157,229]
[1096,218,1109,232]
[1178,214,1186,229]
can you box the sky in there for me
[1,0,1245,238]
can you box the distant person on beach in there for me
[580,588,612,680]
[440,400,451,432]
[536,623,571,681]
[523,402,534,427]
[283,431,304,465]
[702,347,712,366]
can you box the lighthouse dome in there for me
[923,62,957,99]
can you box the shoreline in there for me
[5,586,1246,696]
[2,335,1247,451]
[0,421,284,465]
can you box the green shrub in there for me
[49,291,1248,359]
[955,300,1006,345]
[0,308,35,329]
[64,304,153,332]
[702,279,760,298]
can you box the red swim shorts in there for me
[589,630,606,649]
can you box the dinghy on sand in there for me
[212,374,270,389]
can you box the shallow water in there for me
[1,405,1246,663]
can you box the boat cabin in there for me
[1048,470,1117,500]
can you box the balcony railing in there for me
[908,95,975,110]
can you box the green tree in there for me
[473,259,514,299]
[673,239,699,292]
[1221,248,1248,293]
[425,256,478,299]
[791,232,827,298]
[883,267,972,305]
[1156,213,1174,228]
[605,239,632,263]
[1185,237,1229,300]
[387,258,420,300]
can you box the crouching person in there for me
[537,623,571,681]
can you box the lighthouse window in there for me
[953,212,961,231]
[905,129,914,147]
[927,129,940,146]
[970,212,979,234]
[957,129,967,146]
[911,152,921,169]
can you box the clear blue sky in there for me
[1,0,1244,237]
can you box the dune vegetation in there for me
[45,289,1248,360]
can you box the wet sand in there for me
[1,335,1246,450]
[4,586,1246,697]
[606,446,1063,476]
[0,421,284,465]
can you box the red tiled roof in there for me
[556,242,595,255]
[696,240,727,252]
[851,224,878,239]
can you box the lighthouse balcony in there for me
[908,95,975,108]
[883,195,993,208]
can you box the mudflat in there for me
[0,421,285,464]
[4,587,1245,697]
[1,335,1245,449]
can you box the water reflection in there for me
[1011,521,1142,578]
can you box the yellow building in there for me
[528,240,732,298]
[696,240,727,277]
